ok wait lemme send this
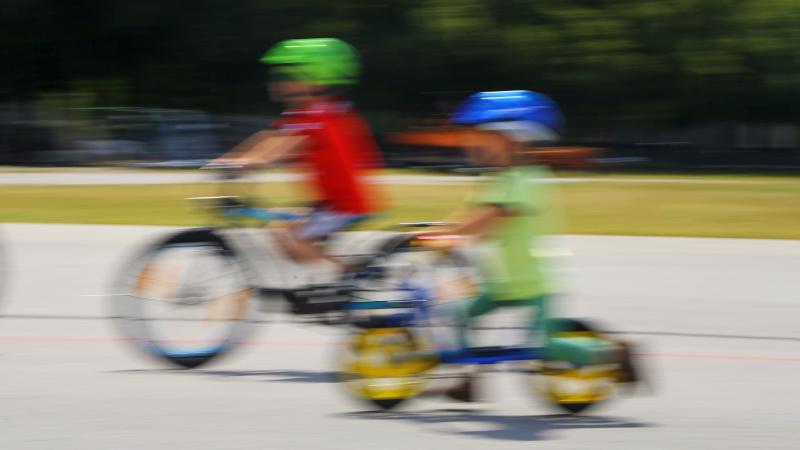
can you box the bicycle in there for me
[337,252,640,414]
[110,167,482,369]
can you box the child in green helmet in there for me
[213,38,384,271]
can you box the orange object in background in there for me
[390,128,474,148]
[526,147,601,170]
[389,129,603,170]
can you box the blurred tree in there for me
[2,0,799,125]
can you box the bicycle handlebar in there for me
[397,221,454,228]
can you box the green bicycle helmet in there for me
[260,38,360,87]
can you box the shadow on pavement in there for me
[111,368,337,383]
[112,368,653,441]
[336,408,653,441]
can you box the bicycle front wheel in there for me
[338,327,436,410]
[111,228,258,368]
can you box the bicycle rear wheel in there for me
[529,319,622,414]
[111,228,257,368]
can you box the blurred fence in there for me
[2,103,799,171]
[0,105,265,166]
[562,123,800,170]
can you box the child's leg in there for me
[465,295,542,347]
[461,293,499,348]
[436,294,499,402]
[543,315,622,367]
[530,295,550,345]
[277,209,366,265]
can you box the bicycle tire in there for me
[111,228,258,369]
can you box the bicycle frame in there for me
[346,281,549,366]
[179,192,411,326]
[179,169,464,321]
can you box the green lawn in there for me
[1,173,799,239]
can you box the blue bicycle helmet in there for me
[452,90,564,142]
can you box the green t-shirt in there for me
[477,166,557,300]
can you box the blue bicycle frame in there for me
[221,205,303,223]
[346,282,547,365]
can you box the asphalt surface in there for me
[1,223,798,449]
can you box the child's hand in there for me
[413,232,467,252]
[208,156,264,170]
[206,156,246,169]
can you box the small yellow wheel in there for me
[532,359,619,414]
[531,319,625,414]
[338,327,437,410]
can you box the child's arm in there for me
[213,131,307,167]
[449,204,507,239]
[417,204,507,250]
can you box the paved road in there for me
[1,224,798,449]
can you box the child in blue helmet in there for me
[420,91,636,401]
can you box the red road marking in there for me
[0,335,329,347]
[0,335,798,362]
[635,351,800,363]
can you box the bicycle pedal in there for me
[290,296,349,315]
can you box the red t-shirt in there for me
[273,100,383,214]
